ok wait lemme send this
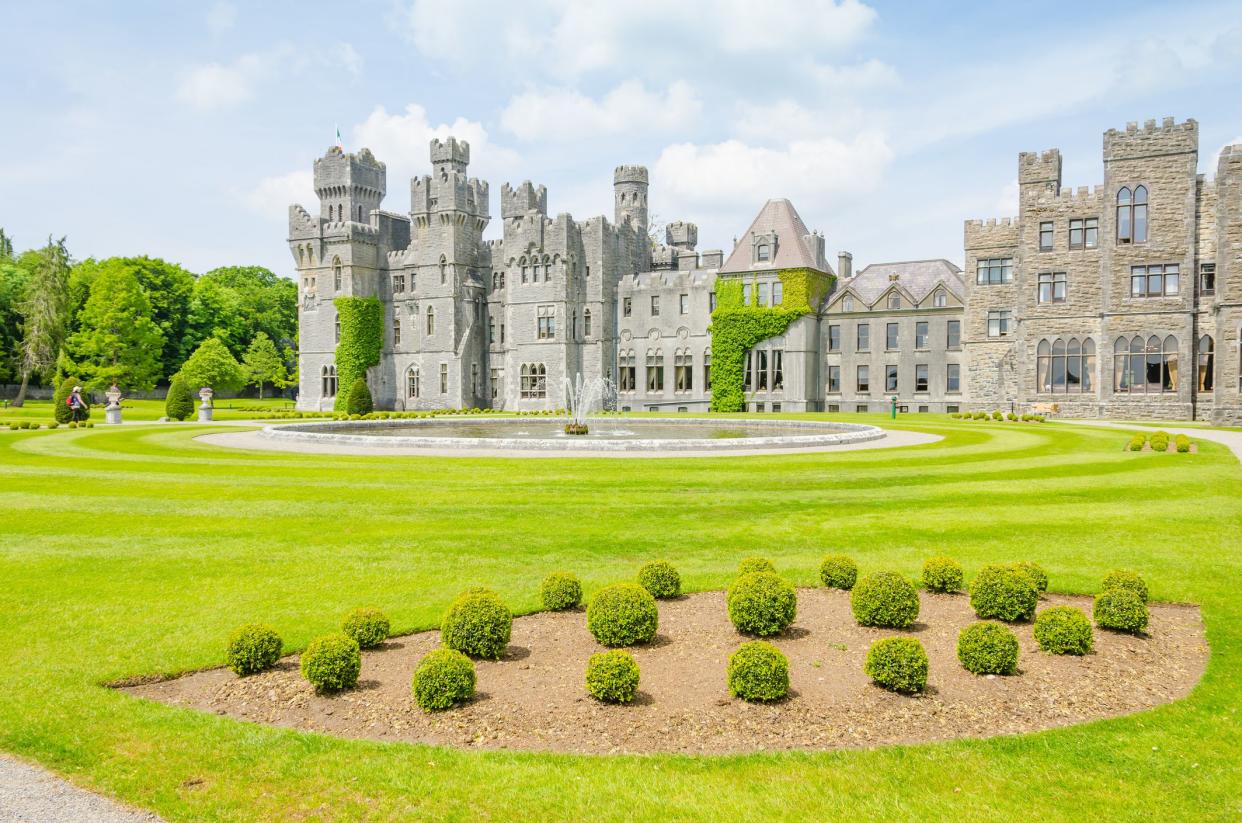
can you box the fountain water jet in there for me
[562,374,616,435]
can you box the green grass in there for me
[0,397,295,423]
[0,414,1239,821]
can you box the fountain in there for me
[561,374,616,435]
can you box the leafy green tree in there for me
[179,337,244,392]
[11,238,72,406]
[241,332,290,399]
[64,267,165,391]
[164,373,195,421]
[345,377,373,415]
[52,375,89,424]
[0,228,13,260]
[183,266,297,363]
[0,257,33,384]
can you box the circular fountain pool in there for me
[257,417,885,454]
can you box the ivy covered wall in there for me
[332,296,383,412]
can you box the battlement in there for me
[614,165,649,185]
[1104,117,1197,160]
[666,221,698,250]
[964,217,1017,229]
[500,181,548,218]
[314,146,386,196]
[964,216,1020,250]
[1032,184,1106,204]
[1018,148,1062,189]
[288,204,318,236]
[430,137,470,175]
[410,174,489,218]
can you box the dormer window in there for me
[843,296,854,312]
[887,293,901,309]
[933,290,946,308]
[756,244,770,262]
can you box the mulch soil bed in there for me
[125,589,1206,755]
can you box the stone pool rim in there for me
[257,416,886,453]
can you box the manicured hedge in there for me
[1012,561,1049,594]
[585,650,641,703]
[411,648,475,711]
[864,637,928,694]
[738,556,775,576]
[541,572,583,611]
[1094,589,1149,634]
[727,640,789,702]
[851,572,919,628]
[957,620,1019,675]
[969,564,1037,622]
[922,556,963,593]
[637,560,681,599]
[819,554,858,590]
[225,624,282,676]
[726,572,797,637]
[587,583,659,647]
[1101,569,1148,603]
[1033,606,1093,655]
[441,588,513,659]
[341,607,390,649]
[300,633,361,693]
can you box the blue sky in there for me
[2,0,1240,277]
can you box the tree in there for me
[0,229,13,260]
[164,373,195,421]
[0,257,33,384]
[241,332,289,399]
[184,266,297,364]
[345,377,372,415]
[64,267,165,391]
[11,237,72,406]
[52,375,89,424]
[179,337,244,392]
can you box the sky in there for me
[2,0,1241,278]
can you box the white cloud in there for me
[206,2,237,34]
[351,103,519,185]
[711,0,877,53]
[501,81,701,141]
[809,59,899,91]
[175,55,264,110]
[245,170,315,218]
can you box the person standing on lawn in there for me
[68,386,88,423]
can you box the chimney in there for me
[838,251,853,279]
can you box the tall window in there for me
[1038,272,1067,303]
[946,363,960,393]
[471,362,479,396]
[756,244,770,261]
[439,363,448,394]
[646,350,664,392]
[675,350,693,392]
[679,294,689,315]
[392,318,401,346]
[704,348,712,390]
[856,364,870,393]
[488,314,495,345]
[618,351,636,392]
[520,257,529,284]
[537,305,555,339]
[426,306,435,335]
[773,281,783,305]
[709,292,717,312]
[439,256,448,284]
[843,296,854,312]
[947,320,961,349]
[987,310,1012,337]
[1130,264,1179,297]
[976,258,1013,285]
[1069,218,1098,249]
[772,349,783,391]
[333,259,342,291]
[650,295,660,317]
[1117,185,1148,244]
[743,284,751,305]
[623,297,632,317]
[915,321,928,349]
[583,309,592,337]
[392,274,406,294]
[321,365,337,397]
[520,363,547,398]
[490,368,501,400]
[1198,335,1214,391]
[828,324,841,352]
[933,289,946,307]
[885,365,898,392]
[1039,221,1053,251]
[407,366,420,398]
[756,350,769,390]
[758,282,770,306]
[857,323,870,352]
[1114,335,1177,393]
[915,364,929,392]
[1037,337,1096,393]
[827,364,841,392]
[886,323,898,350]
[334,315,341,343]
[1200,264,1216,295]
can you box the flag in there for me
[335,125,345,152]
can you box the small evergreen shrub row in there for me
[970,564,1037,622]
[1033,606,1093,655]
[342,607,390,649]
[587,583,658,647]
[1127,433,1147,451]
[957,621,1019,675]
[851,572,919,628]
[637,560,681,599]
[865,637,928,694]
[727,572,797,636]
[1094,589,1148,634]
[585,650,641,703]
[541,572,583,611]
[727,641,789,702]
[1175,434,1192,452]
[949,411,1046,423]
[819,554,857,589]
[300,633,362,693]
[922,556,963,593]
[411,648,475,711]
[226,624,283,675]
[441,588,513,659]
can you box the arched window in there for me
[1117,185,1148,244]
[843,296,854,312]
[887,293,901,309]
[933,289,946,308]
[543,255,551,281]
[426,305,435,336]
[520,256,529,283]
[321,365,338,397]
[646,350,664,393]
[307,246,314,266]
[571,309,578,339]
[407,366,420,399]
[1198,335,1214,391]
[583,309,592,338]
[520,364,548,399]
[499,272,505,289]
[618,350,636,392]
[298,246,305,265]
[334,314,341,343]
[1133,185,1148,243]
[704,347,712,391]
[357,205,364,222]
[1114,334,1177,393]
[333,257,342,291]
[1037,337,1095,393]
[439,256,447,284]
[756,244,770,262]
[674,349,693,392]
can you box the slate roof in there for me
[839,259,965,306]
[719,199,823,273]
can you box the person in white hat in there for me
[68,386,88,423]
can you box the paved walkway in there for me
[0,755,163,822]
[1058,419,1242,463]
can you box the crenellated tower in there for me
[314,146,385,224]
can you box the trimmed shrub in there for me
[1006,412,1018,421]
[850,571,919,628]
[864,637,928,694]
[411,648,475,711]
[738,556,775,576]
[1101,569,1148,603]
[165,373,195,421]
[727,640,789,702]
[341,607,390,649]
[1175,434,1192,453]
[1094,589,1149,634]
[727,572,797,636]
[637,560,681,599]
[300,633,361,692]
[969,564,1037,622]
[345,377,373,415]
[957,621,1019,675]
[1128,434,1146,452]
[225,624,282,675]
[584,650,641,703]
[1033,606,1094,655]
[922,556,964,593]
[540,572,583,611]
[440,588,513,660]
[1012,561,1049,594]
[587,583,659,647]
[819,554,858,590]
[991,410,1004,420]
[52,376,86,425]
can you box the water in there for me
[338,421,807,441]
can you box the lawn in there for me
[0,396,295,423]
[0,415,1238,821]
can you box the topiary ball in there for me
[727,640,790,702]
[300,633,361,693]
[850,572,920,628]
[541,572,583,611]
[341,607,390,649]
[864,637,928,694]
[956,620,1019,675]
[1033,606,1094,655]
[819,554,858,589]
[225,624,283,676]
[587,583,659,647]
[637,560,681,599]
[1101,569,1148,603]
[440,588,513,660]
[585,649,641,703]
[411,648,476,711]
[726,572,797,637]
[969,564,1038,622]
[922,556,964,593]
[1094,589,1149,634]
[738,556,775,576]
[1012,561,1049,594]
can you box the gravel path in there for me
[0,755,164,822]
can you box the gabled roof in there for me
[837,259,965,307]
[719,199,823,274]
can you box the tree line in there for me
[0,229,298,405]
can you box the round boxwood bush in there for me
[586,583,659,647]
[1094,589,1149,634]
[1013,561,1049,594]
[969,564,1037,622]
[541,572,583,611]
[956,620,1019,675]
[819,554,858,589]
[637,560,681,599]
[738,556,775,576]
[341,607,390,649]
[300,633,361,693]
[584,649,641,703]
[727,640,789,702]
[850,572,920,628]
[1033,606,1094,655]
[922,556,964,593]
[440,588,513,660]
[726,572,797,636]
[864,637,928,694]
[411,648,476,711]
[1101,569,1148,603]
[225,624,282,675]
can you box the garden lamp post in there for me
[890,395,897,419]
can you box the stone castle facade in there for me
[289,117,1241,423]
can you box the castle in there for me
[289,117,1242,424]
